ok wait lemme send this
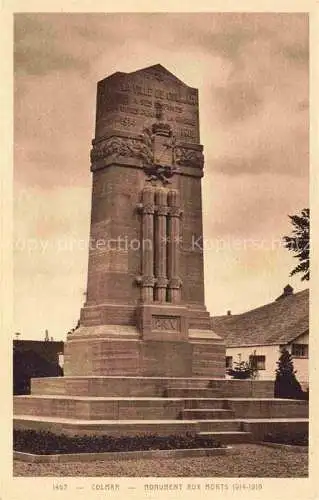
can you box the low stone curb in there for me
[14,447,237,463]
[258,442,308,453]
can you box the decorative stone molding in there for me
[91,133,153,164]
[169,278,182,289]
[168,206,182,218]
[156,277,169,288]
[90,129,203,180]
[142,203,155,215]
[139,127,154,155]
[156,204,169,216]
[141,276,156,287]
[174,147,204,168]
[151,121,172,137]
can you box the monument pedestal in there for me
[63,322,225,378]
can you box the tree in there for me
[274,348,303,399]
[283,208,309,281]
[227,352,258,380]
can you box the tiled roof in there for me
[211,289,309,347]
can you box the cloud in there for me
[14,14,90,76]
[15,46,89,76]
[165,13,308,64]
[14,185,91,270]
[210,127,309,177]
[14,70,94,188]
[200,38,309,177]
[213,81,263,123]
[203,172,309,240]
[14,13,308,186]
[13,13,309,337]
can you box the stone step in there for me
[240,417,308,441]
[199,431,253,444]
[14,396,185,421]
[14,415,199,437]
[30,377,275,398]
[215,381,275,398]
[197,420,242,431]
[163,379,217,389]
[165,388,221,398]
[182,409,235,420]
[226,398,309,419]
[31,377,222,397]
[183,398,227,409]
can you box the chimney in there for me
[275,284,294,301]
[227,310,232,316]
[44,329,49,341]
[283,284,294,296]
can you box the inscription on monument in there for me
[152,315,181,332]
[96,65,200,145]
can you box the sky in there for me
[14,13,309,341]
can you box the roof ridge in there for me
[212,288,309,320]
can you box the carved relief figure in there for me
[90,98,202,179]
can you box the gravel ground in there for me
[14,444,308,477]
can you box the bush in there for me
[13,430,222,455]
[227,361,255,380]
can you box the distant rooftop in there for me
[211,287,309,347]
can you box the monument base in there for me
[14,376,308,442]
[63,324,225,378]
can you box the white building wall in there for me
[286,332,309,384]
[226,345,282,380]
[291,357,308,383]
[58,353,64,368]
[226,333,309,383]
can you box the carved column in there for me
[141,186,155,302]
[154,188,168,302]
[167,189,181,303]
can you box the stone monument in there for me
[64,64,225,378]
[14,65,308,443]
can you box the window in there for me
[292,344,308,358]
[225,356,233,369]
[249,355,266,370]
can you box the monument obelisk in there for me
[64,64,224,377]
[14,66,307,446]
